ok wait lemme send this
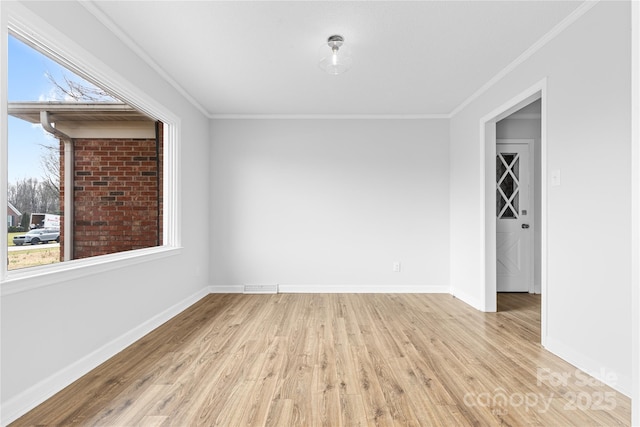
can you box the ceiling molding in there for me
[210,114,451,120]
[449,0,599,118]
[80,0,213,119]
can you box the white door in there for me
[496,142,532,292]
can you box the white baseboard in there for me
[1,287,210,427]
[277,284,450,293]
[450,287,484,311]
[209,284,450,294]
[209,285,244,293]
[544,336,631,397]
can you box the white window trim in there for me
[0,2,182,294]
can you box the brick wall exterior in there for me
[6,205,20,228]
[60,123,163,260]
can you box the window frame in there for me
[1,2,182,295]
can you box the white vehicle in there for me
[30,213,61,229]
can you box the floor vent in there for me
[243,284,279,294]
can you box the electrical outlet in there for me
[393,262,401,272]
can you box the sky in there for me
[7,35,111,184]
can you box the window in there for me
[6,34,164,270]
[496,152,520,220]
[2,4,180,287]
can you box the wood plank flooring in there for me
[11,293,630,426]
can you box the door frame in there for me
[480,78,547,345]
[496,139,535,293]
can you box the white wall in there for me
[1,2,210,423]
[450,1,631,394]
[210,119,449,292]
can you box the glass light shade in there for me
[318,36,352,75]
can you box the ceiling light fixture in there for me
[319,35,352,75]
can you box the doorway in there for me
[495,99,542,294]
[480,79,546,340]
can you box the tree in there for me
[39,142,60,194]
[20,212,30,230]
[45,71,119,102]
[8,177,60,216]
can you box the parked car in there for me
[12,228,60,246]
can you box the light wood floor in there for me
[12,293,630,426]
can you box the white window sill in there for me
[1,246,182,296]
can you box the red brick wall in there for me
[60,123,163,260]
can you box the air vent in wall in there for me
[243,284,278,294]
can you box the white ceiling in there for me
[88,1,583,118]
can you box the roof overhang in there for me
[7,102,157,139]
[7,102,154,124]
[7,201,21,216]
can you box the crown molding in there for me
[80,0,213,119]
[449,0,599,117]
[210,113,450,120]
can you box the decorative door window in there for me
[496,153,520,219]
